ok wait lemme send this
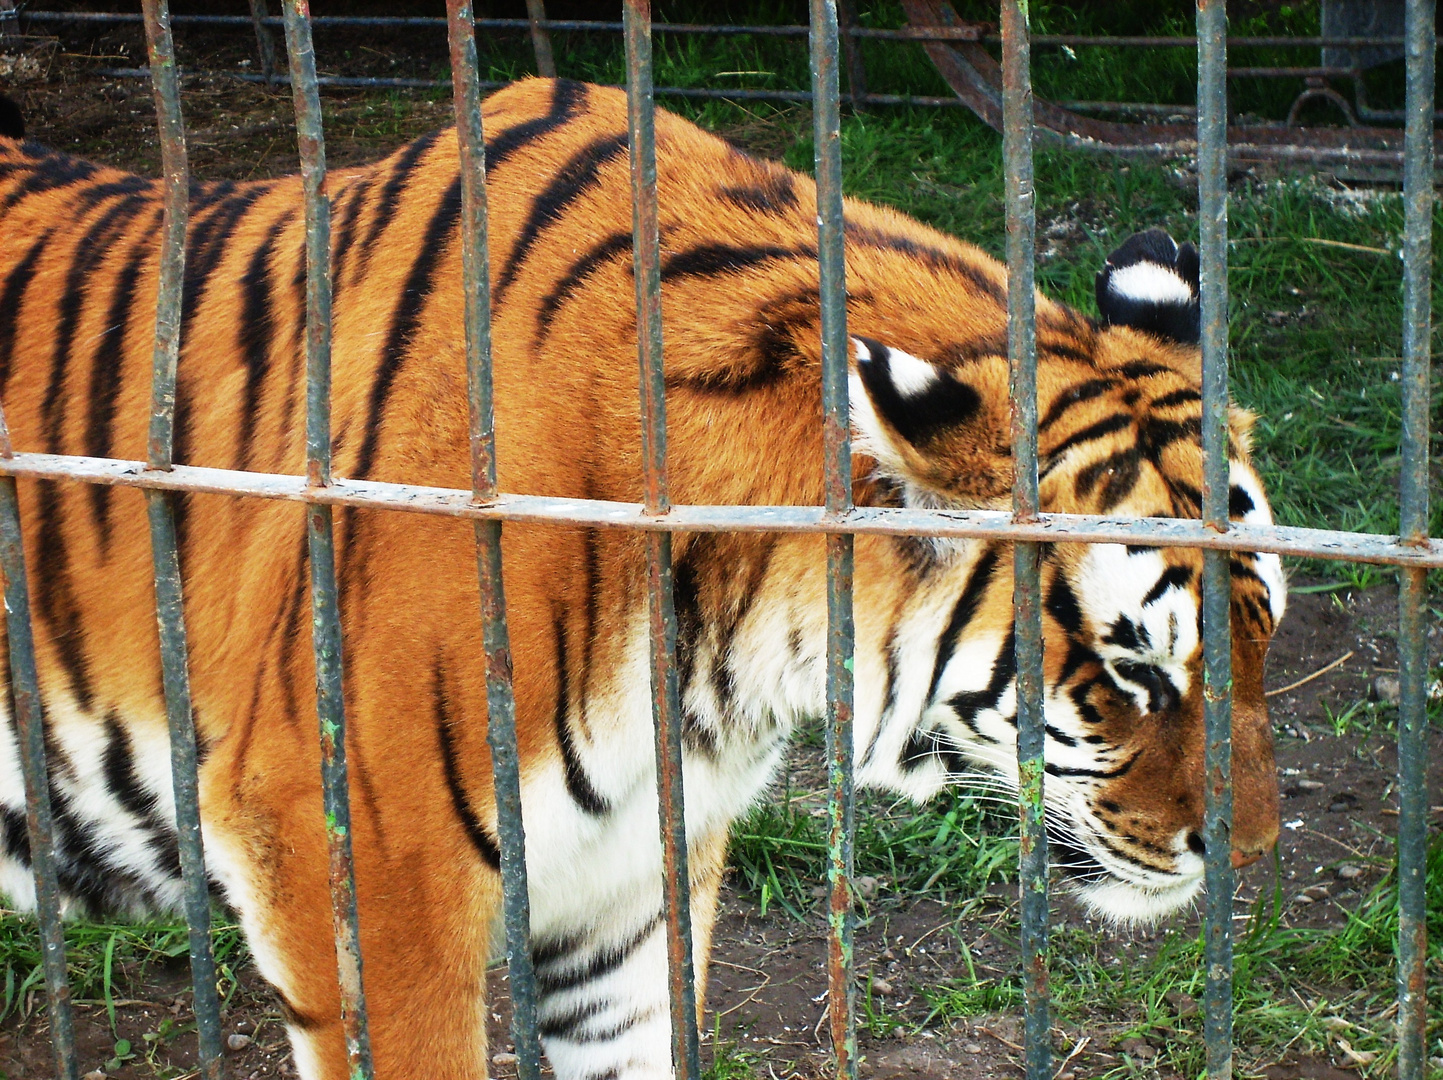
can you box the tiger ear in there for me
[1095,228,1200,346]
[849,334,981,468]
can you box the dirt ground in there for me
[1,14,1441,1080]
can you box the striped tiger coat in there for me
[0,79,1283,1080]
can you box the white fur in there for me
[885,346,940,398]
[1107,261,1193,306]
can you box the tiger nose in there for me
[1230,846,1267,869]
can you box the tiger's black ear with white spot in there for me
[1095,228,1200,345]
[850,335,981,458]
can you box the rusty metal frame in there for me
[0,2,1433,1080]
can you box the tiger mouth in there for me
[1050,831,1203,927]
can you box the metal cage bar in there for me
[278,2,376,1076]
[138,4,224,1075]
[443,3,545,1076]
[1000,3,1049,1077]
[1196,2,1235,1078]
[0,436,77,1080]
[1395,1,1434,1077]
[809,4,858,1078]
[623,4,703,1079]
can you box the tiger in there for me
[0,77,1283,1080]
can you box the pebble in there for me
[869,975,893,996]
[1295,778,1325,792]
[1336,863,1364,880]
[1373,675,1402,704]
[1304,884,1331,900]
[491,1052,518,1066]
[1328,792,1359,813]
[227,1033,254,1051]
[963,1043,983,1054]
[854,875,880,900]
[82,1072,107,1080]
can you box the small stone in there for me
[1296,778,1325,792]
[1119,1037,1156,1060]
[491,1052,518,1066]
[227,1033,254,1051]
[1336,863,1364,880]
[869,975,893,996]
[1304,884,1331,900]
[963,1043,983,1054]
[1295,892,1315,905]
[1165,990,1199,1018]
[854,875,880,900]
[83,1072,107,1080]
[1373,675,1402,704]
[235,1019,256,1034]
[1328,792,1359,813]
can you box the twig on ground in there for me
[1052,1035,1090,1079]
[1267,650,1354,697]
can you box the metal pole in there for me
[278,2,375,1076]
[139,3,224,1074]
[624,3,700,1078]
[1001,2,1049,1077]
[1196,2,1234,1077]
[247,0,279,85]
[524,0,557,78]
[444,2,543,1076]
[1394,0,1433,1075]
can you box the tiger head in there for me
[847,229,1283,925]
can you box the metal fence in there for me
[0,1,1435,1079]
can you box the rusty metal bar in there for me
[1395,1,1433,1076]
[835,0,869,107]
[2,452,1442,567]
[809,4,857,1078]
[1001,2,1049,1077]
[523,0,557,77]
[278,2,375,1076]
[0,414,76,1080]
[624,3,700,1078]
[247,0,279,85]
[1197,1,1234,1077]
[444,2,544,1076]
[139,3,224,1077]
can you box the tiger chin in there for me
[0,79,1281,1080]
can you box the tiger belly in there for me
[0,696,186,919]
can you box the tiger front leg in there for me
[528,828,728,1080]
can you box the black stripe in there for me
[1151,387,1201,410]
[844,221,1006,304]
[101,714,181,881]
[485,79,588,175]
[1113,359,1172,380]
[351,176,463,482]
[1041,413,1133,477]
[74,175,152,212]
[1038,378,1118,432]
[925,547,999,707]
[1045,574,1085,636]
[1073,447,1143,511]
[494,132,628,310]
[1141,565,1193,607]
[357,130,443,265]
[0,150,99,210]
[660,242,809,283]
[86,214,162,549]
[0,229,53,396]
[331,174,374,292]
[235,212,295,471]
[553,617,608,815]
[533,911,662,997]
[433,657,501,869]
[536,230,633,341]
[854,336,981,447]
[718,171,798,215]
[1229,483,1256,518]
[943,626,1016,742]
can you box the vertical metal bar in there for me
[278,4,375,1077]
[809,4,856,1079]
[835,0,869,108]
[523,0,557,78]
[138,5,223,1077]
[247,0,279,86]
[623,5,700,1079]
[1000,3,1049,1078]
[0,421,77,1080]
[444,4,543,1077]
[1395,1,1433,1076]
[1196,2,1234,1078]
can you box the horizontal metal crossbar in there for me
[1,451,1438,566]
